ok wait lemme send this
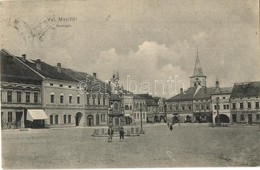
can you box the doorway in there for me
[232,114,237,123]
[16,112,23,128]
[248,114,252,125]
[75,112,82,126]
[87,115,94,126]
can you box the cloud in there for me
[88,41,189,97]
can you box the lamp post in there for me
[216,97,221,126]
[140,103,145,134]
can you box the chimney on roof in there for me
[36,59,41,70]
[93,72,97,79]
[57,63,61,73]
[180,88,183,94]
[22,54,26,62]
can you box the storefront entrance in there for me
[15,112,23,128]
[248,114,252,125]
[75,112,82,126]
[87,115,94,126]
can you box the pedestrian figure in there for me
[178,116,181,126]
[119,127,125,140]
[167,122,169,127]
[108,126,114,142]
[169,124,173,131]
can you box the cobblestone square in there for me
[2,124,259,168]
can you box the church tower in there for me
[190,50,207,87]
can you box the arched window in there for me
[50,92,55,103]
[60,93,64,103]
[114,102,119,110]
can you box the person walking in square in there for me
[108,126,114,142]
[119,127,125,140]
[169,124,173,131]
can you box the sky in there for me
[0,0,259,98]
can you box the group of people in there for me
[107,126,125,142]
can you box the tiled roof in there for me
[212,87,233,95]
[133,94,146,100]
[137,94,158,106]
[62,68,112,94]
[15,57,77,82]
[230,82,260,98]
[193,87,216,99]
[0,49,42,85]
[166,87,197,102]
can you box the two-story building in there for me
[16,55,85,127]
[230,82,260,124]
[211,79,232,123]
[62,68,110,126]
[138,94,158,123]
[0,49,46,129]
[166,88,196,123]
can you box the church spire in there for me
[193,49,204,76]
[190,49,207,87]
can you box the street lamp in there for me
[216,97,221,126]
[140,103,145,134]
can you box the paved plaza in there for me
[2,123,260,168]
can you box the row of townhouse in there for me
[165,52,260,124]
[122,94,167,125]
[0,49,125,129]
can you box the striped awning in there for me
[27,109,48,121]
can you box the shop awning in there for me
[124,113,131,117]
[27,109,48,121]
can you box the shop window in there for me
[50,115,53,124]
[8,112,12,123]
[68,115,71,123]
[55,115,59,124]
[240,114,245,121]
[63,115,67,124]
[101,114,106,122]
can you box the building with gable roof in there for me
[211,79,233,123]
[15,53,86,127]
[230,81,260,124]
[62,68,111,126]
[0,49,45,129]
[166,51,233,124]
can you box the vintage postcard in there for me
[0,0,259,169]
